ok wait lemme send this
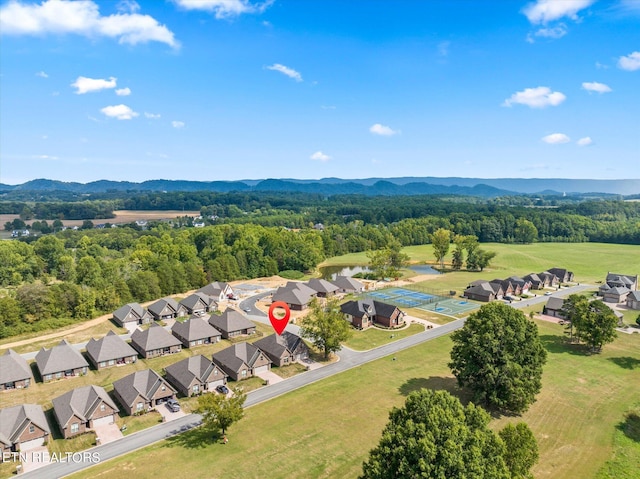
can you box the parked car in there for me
[544,291,553,296]
[216,385,230,395]
[243,307,251,313]
[166,399,180,412]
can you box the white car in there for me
[544,292,552,296]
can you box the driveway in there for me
[94,422,124,445]
[255,369,283,385]
[157,404,187,422]
[20,445,49,474]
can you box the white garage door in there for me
[20,437,45,451]
[207,379,225,389]
[93,415,115,427]
[254,365,269,374]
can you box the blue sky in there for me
[0,0,638,184]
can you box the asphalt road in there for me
[17,283,593,478]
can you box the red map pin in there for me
[268,301,291,335]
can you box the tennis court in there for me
[416,297,479,315]
[361,287,479,316]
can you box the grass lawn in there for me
[116,411,163,436]
[67,318,640,479]
[595,405,640,479]
[343,323,424,351]
[272,362,308,379]
[404,307,465,324]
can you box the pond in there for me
[319,265,372,280]
[408,264,440,275]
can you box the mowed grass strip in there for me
[68,319,640,479]
[343,323,424,351]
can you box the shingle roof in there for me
[0,404,50,447]
[340,299,400,319]
[628,291,640,301]
[606,273,637,287]
[147,297,180,317]
[35,339,89,376]
[52,385,119,429]
[197,282,231,298]
[254,332,303,358]
[464,282,495,298]
[545,297,565,311]
[165,355,226,389]
[306,278,339,294]
[171,317,221,341]
[131,323,182,351]
[179,293,214,311]
[607,286,631,295]
[85,331,138,363]
[331,276,364,291]
[213,343,266,374]
[0,349,33,385]
[113,369,175,407]
[112,303,148,323]
[272,287,313,306]
[208,310,255,334]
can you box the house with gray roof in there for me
[147,297,185,321]
[340,299,406,329]
[35,339,89,382]
[179,293,217,317]
[332,275,365,294]
[253,332,309,367]
[463,282,501,302]
[272,282,317,310]
[538,272,559,288]
[626,290,640,310]
[0,349,33,391]
[52,385,119,439]
[130,323,182,359]
[85,331,138,370]
[208,310,256,339]
[171,317,221,348]
[600,273,638,302]
[543,297,565,318]
[547,268,574,283]
[603,286,632,304]
[306,278,339,298]
[212,343,271,381]
[112,303,152,327]
[165,355,227,397]
[523,273,544,290]
[197,282,234,302]
[0,404,50,455]
[112,369,176,416]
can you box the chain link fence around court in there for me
[357,286,479,315]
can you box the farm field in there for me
[66,319,640,479]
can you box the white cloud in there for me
[174,0,273,19]
[266,63,302,82]
[117,0,140,13]
[582,81,612,93]
[310,151,331,162]
[145,112,161,119]
[369,123,399,136]
[171,120,185,128]
[0,0,179,48]
[534,24,567,39]
[523,0,594,24]
[115,87,131,96]
[577,136,593,146]
[618,51,640,71]
[33,154,59,160]
[100,104,138,120]
[71,76,117,94]
[542,133,570,144]
[437,41,450,57]
[35,70,48,78]
[503,86,566,108]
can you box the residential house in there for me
[147,297,185,321]
[130,323,182,359]
[112,369,177,416]
[547,268,575,283]
[602,286,632,304]
[506,276,532,295]
[85,331,138,370]
[626,291,640,310]
[253,332,310,367]
[52,385,119,439]
[112,303,152,327]
[523,273,544,290]
[543,297,565,318]
[208,310,256,339]
[178,293,217,317]
[492,279,521,296]
[600,272,638,297]
[35,339,89,382]
[271,282,317,310]
[538,272,559,288]
[212,343,271,381]
[0,349,33,391]
[171,317,221,348]
[463,282,501,302]
[0,405,50,455]
[331,275,365,294]
[306,278,339,298]
[197,282,235,302]
[164,355,227,397]
[340,300,406,329]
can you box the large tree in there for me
[430,228,451,269]
[299,297,352,360]
[366,241,409,280]
[361,389,520,479]
[449,302,547,413]
[499,423,539,479]
[562,295,618,351]
[196,388,246,436]
[514,218,538,244]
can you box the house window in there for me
[29,425,35,434]
[56,372,62,378]
[193,385,200,393]
[100,404,106,411]
[161,385,166,391]
[71,423,79,433]
[108,360,115,366]
[241,370,247,377]
[136,402,144,411]
[99,361,106,367]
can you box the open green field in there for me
[342,323,425,351]
[68,319,640,479]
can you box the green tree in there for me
[360,389,510,479]
[499,423,539,479]
[636,314,640,327]
[561,294,589,341]
[514,218,538,244]
[431,228,451,269]
[299,297,352,360]
[449,302,547,413]
[579,300,618,352]
[366,241,409,280]
[196,388,246,436]
[451,235,465,271]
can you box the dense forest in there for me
[1,193,639,338]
